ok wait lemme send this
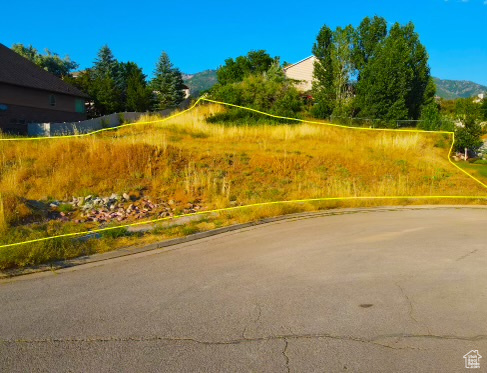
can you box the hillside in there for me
[1,103,487,269]
[434,77,487,99]
[183,69,217,96]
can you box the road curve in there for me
[1,207,486,372]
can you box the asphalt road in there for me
[1,207,486,372]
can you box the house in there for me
[0,43,89,135]
[283,56,317,91]
[182,84,190,99]
[473,93,485,104]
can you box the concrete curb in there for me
[1,205,486,279]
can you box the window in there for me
[75,98,85,113]
[49,94,56,107]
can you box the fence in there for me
[27,99,192,137]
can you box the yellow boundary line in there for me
[0,98,486,249]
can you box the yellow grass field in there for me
[0,103,486,269]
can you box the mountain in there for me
[434,77,487,99]
[183,69,217,96]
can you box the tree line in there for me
[12,44,187,117]
[311,16,435,124]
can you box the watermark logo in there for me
[464,350,482,369]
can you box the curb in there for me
[1,205,486,280]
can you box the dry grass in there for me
[0,102,486,268]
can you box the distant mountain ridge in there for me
[433,77,487,99]
[183,69,217,96]
[183,70,486,100]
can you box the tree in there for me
[11,43,78,78]
[418,102,442,131]
[454,98,483,152]
[216,50,276,85]
[123,63,152,111]
[422,77,437,108]
[90,45,122,114]
[210,62,302,120]
[481,97,487,121]
[151,52,185,110]
[93,45,118,79]
[331,25,355,114]
[352,16,387,76]
[311,25,335,118]
[402,23,432,120]
[356,22,431,122]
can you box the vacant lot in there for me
[0,103,486,268]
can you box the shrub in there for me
[419,102,442,131]
[209,66,303,122]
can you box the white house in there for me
[283,56,317,91]
[473,93,485,104]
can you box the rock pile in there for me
[48,193,202,225]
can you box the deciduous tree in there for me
[11,43,78,78]
[311,25,335,118]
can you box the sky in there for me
[1,0,486,84]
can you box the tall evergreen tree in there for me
[91,45,122,114]
[312,25,335,117]
[151,52,185,110]
[123,63,152,111]
[93,45,118,78]
[356,22,431,122]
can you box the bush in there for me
[419,102,442,131]
[209,67,303,122]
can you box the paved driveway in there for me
[1,207,486,372]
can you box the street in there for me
[1,207,486,372]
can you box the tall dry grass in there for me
[1,102,487,268]
[1,103,486,226]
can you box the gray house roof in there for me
[0,43,89,98]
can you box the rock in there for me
[85,195,93,202]
[122,193,130,201]
[110,193,120,200]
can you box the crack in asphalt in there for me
[395,281,432,335]
[456,249,479,261]
[282,339,290,373]
[3,332,486,349]
[242,304,262,339]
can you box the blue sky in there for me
[1,0,486,84]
